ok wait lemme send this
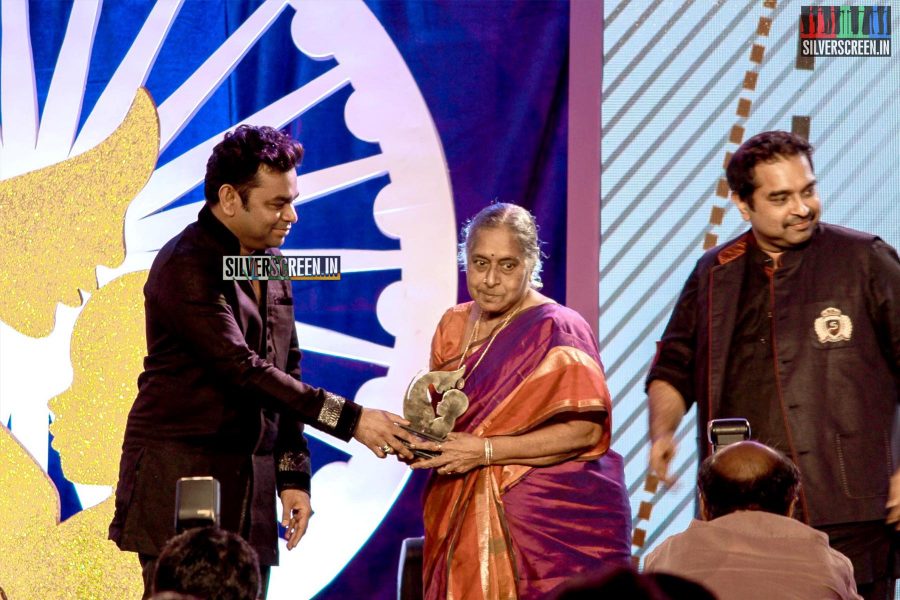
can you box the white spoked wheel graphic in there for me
[0,1,456,598]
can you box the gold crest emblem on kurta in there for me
[814,307,853,343]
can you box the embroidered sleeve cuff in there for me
[315,391,361,441]
[278,451,311,475]
[276,450,311,494]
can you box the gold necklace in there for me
[455,302,524,389]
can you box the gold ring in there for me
[380,444,393,454]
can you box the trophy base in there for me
[399,425,445,459]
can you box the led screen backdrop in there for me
[601,0,899,566]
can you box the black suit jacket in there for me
[648,223,900,527]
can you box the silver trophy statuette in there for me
[402,367,470,458]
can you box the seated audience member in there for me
[152,526,261,600]
[644,441,861,600]
[555,564,716,599]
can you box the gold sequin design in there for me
[48,271,148,484]
[317,392,345,429]
[0,273,148,598]
[278,451,312,473]
[1,89,156,596]
[0,88,159,338]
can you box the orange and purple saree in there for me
[423,302,631,600]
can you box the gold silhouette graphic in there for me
[0,88,158,338]
[0,271,148,598]
[0,87,159,598]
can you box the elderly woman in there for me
[410,203,632,599]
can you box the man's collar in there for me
[746,223,821,269]
[781,224,820,268]
[197,204,277,256]
[198,203,242,254]
[716,233,751,265]
[745,234,773,267]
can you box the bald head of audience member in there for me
[698,441,801,521]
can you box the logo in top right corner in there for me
[800,6,891,56]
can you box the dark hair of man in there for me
[204,124,304,206]
[725,130,814,208]
[698,442,801,520]
[152,526,261,600]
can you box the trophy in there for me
[401,367,470,459]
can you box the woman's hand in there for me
[410,431,485,475]
[408,415,605,472]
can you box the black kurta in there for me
[110,205,360,565]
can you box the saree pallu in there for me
[423,303,632,600]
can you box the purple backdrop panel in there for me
[317,2,571,598]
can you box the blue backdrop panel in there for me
[1,2,570,599]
